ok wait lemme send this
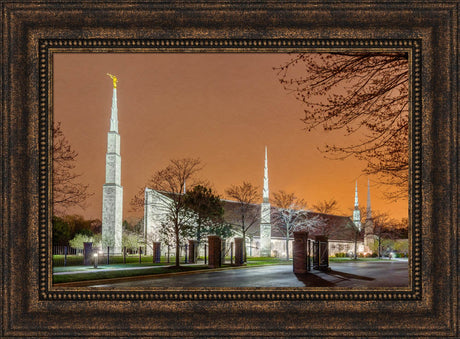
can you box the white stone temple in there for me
[143,149,372,258]
[101,74,123,253]
[259,146,272,257]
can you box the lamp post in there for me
[93,252,98,269]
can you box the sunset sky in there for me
[53,53,408,221]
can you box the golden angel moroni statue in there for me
[107,73,118,88]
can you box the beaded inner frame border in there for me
[39,38,421,301]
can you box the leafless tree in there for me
[369,211,403,258]
[132,158,203,267]
[312,199,340,214]
[271,190,324,260]
[225,181,260,261]
[53,122,93,215]
[275,53,409,200]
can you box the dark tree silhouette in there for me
[53,122,93,215]
[52,214,101,246]
[369,212,401,258]
[312,199,340,214]
[275,53,409,200]
[184,185,230,243]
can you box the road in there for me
[87,260,409,288]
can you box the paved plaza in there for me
[86,260,409,288]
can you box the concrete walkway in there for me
[84,260,409,288]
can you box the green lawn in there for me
[53,254,180,266]
[245,257,291,266]
[53,262,167,273]
[53,265,210,284]
[328,257,394,262]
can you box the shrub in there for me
[335,252,347,257]
[69,233,94,250]
[122,232,144,250]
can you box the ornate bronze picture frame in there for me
[2,1,457,337]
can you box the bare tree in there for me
[133,158,203,267]
[312,199,340,214]
[271,190,324,260]
[369,211,403,258]
[275,53,409,200]
[53,122,93,215]
[225,181,260,262]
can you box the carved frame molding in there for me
[1,1,457,337]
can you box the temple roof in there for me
[147,189,362,242]
[221,199,359,241]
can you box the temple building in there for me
[101,74,123,253]
[143,147,372,258]
[97,78,373,258]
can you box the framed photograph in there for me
[2,1,458,337]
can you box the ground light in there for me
[93,253,98,269]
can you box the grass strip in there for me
[328,257,394,262]
[53,263,168,273]
[53,265,209,284]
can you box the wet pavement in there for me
[87,260,409,288]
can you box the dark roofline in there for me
[147,188,352,221]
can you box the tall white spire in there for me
[353,180,361,231]
[260,146,272,257]
[102,74,123,253]
[263,146,269,203]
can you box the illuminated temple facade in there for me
[143,148,373,258]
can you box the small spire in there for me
[263,146,269,203]
[354,180,359,207]
[183,179,186,194]
[353,180,361,231]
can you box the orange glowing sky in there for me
[53,53,408,220]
